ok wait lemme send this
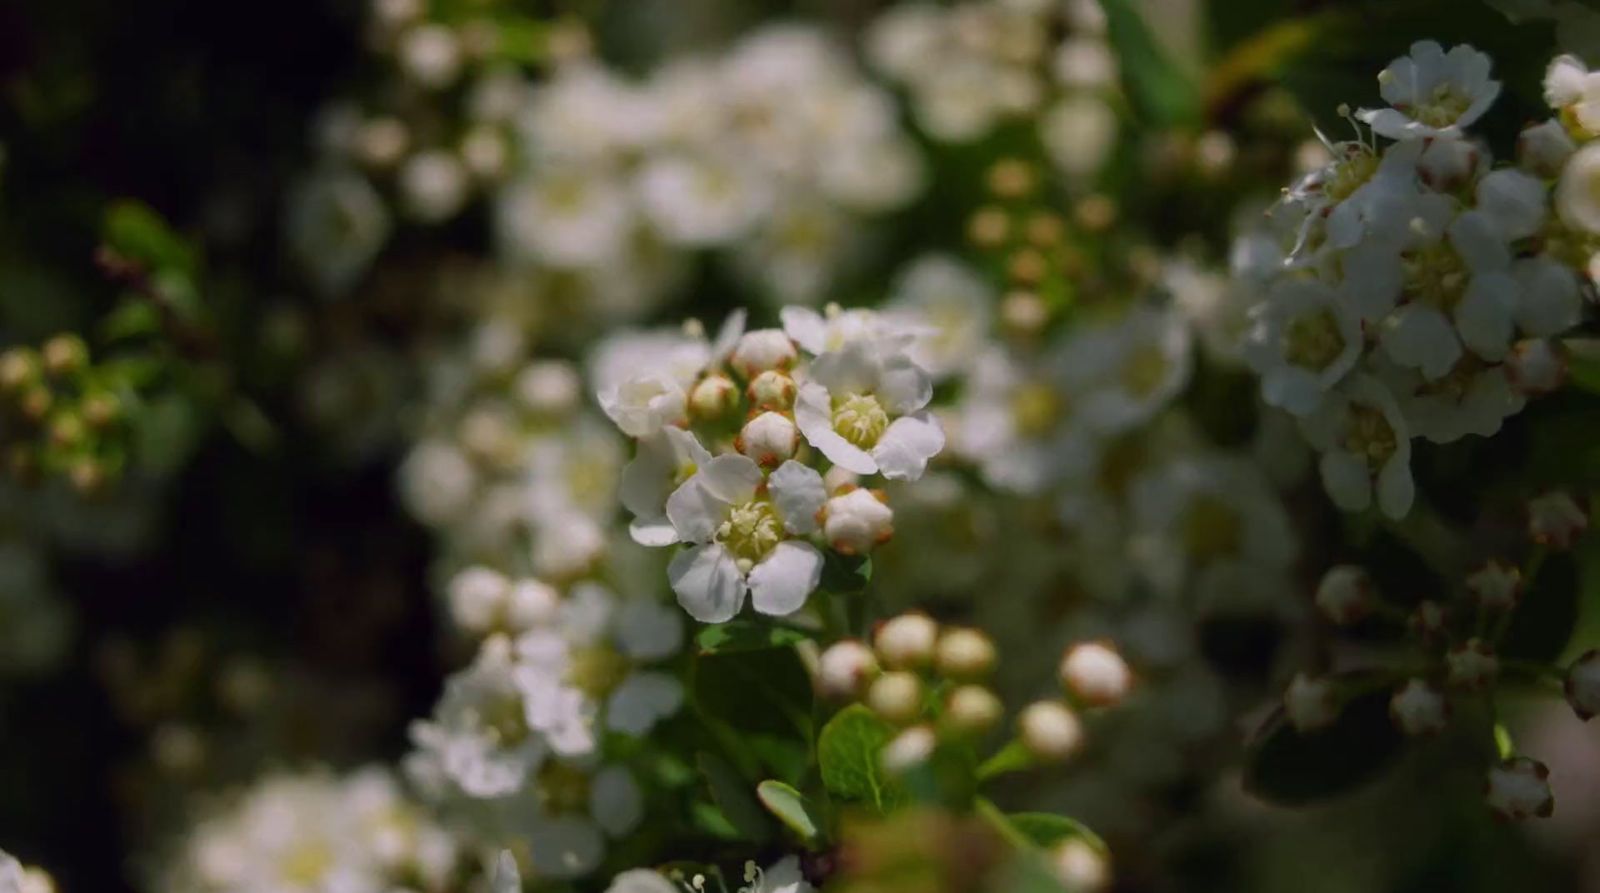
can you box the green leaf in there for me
[692,647,814,782]
[1501,553,1580,662]
[102,200,197,278]
[820,551,872,595]
[696,620,814,655]
[756,779,823,844]
[1242,688,1403,806]
[818,704,902,812]
[1100,0,1201,127]
[697,752,773,843]
[1006,813,1107,854]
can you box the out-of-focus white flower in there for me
[883,255,993,379]
[498,170,635,268]
[1299,375,1415,518]
[1041,95,1119,179]
[1518,119,1576,177]
[1389,679,1449,736]
[635,154,772,246]
[794,340,944,480]
[1466,560,1523,610]
[1486,757,1554,820]
[1380,355,1525,444]
[410,636,547,799]
[1557,142,1600,234]
[1315,564,1374,625]
[287,170,391,295]
[820,487,894,555]
[398,23,463,89]
[1246,271,1370,415]
[664,455,827,622]
[400,149,471,222]
[1284,672,1338,732]
[1506,338,1568,395]
[1068,307,1192,434]
[1357,41,1500,140]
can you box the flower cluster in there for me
[1237,41,1592,518]
[600,308,943,623]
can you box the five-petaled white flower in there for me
[794,340,945,480]
[1357,41,1500,140]
[665,455,828,622]
[1244,278,1365,416]
[1300,374,1416,518]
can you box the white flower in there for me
[1041,95,1119,179]
[1485,757,1553,820]
[954,344,1098,491]
[1418,135,1484,191]
[1300,375,1414,518]
[1528,490,1589,548]
[410,635,547,799]
[1381,199,1520,376]
[664,455,827,622]
[635,154,772,246]
[1284,672,1338,732]
[1565,649,1600,719]
[794,340,944,480]
[286,170,391,295]
[1356,41,1500,140]
[448,567,561,634]
[1545,53,1591,110]
[1556,142,1600,234]
[1389,679,1449,736]
[1447,638,1499,689]
[1051,838,1110,893]
[497,169,634,268]
[598,373,689,439]
[1379,355,1525,444]
[820,487,894,554]
[883,254,994,379]
[398,23,462,89]
[1283,137,1422,255]
[1507,338,1568,395]
[1244,279,1365,416]
[781,304,908,357]
[399,149,470,223]
[934,628,996,680]
[1068,307,1193,434]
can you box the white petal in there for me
[1476,168,1547,240]
[628,517,680,547]
[1261,366,1327,417]
[769,460,827,534]
[876,355,933,414]
[872,412,946,481]
[1376,455,1415,519]
[1381,305,1461,379]
[491,851,521,893]
[1514,258,1581,337]
[618,440,672,521]
[780,306,828,354]
[710,308,749,362]
[665,478,724,543]
[748,541,823,617]
[605,870,680,893]
[606,671,684,736]
[1455,272,1518,361]
[615,598,683,660]
[696,453,763,503]
[1357,107,1422,140]
[590,765,644,836]
[1320,450,1373,512]
[667,544,746,623]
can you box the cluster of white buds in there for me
[1235,42,1596,520]
[602,307,944,624]
[1016,641,1134,764]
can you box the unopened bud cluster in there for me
[0,335,128,494]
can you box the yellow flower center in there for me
[479,693,530,745]
[1402,240,1469,311]
[1412,83,1473,128]
[567,644,631,699]
[1344,404,1398,470]
[1010,382,1064,438]
[1182,495,1244,562]
[1120,344,1170,398]
[832,393,890,449]
[1283,309,1346,371]
[538,761,592,816]
[281,842,334,886]
[717,499,783,569]
[1326,150,1379,203]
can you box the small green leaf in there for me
[698,752,772,843]
[820,551,872,594]
[692,647,814,783]
[1242,689,1403,806]
[756,779,823,844]
[1101,0,1202,127]
[818,704,902,812]
[696,620,814,655]
[103,200,197,278]
[1501,553,1580,662]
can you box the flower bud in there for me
[1409,600,1448,643]
[1466,560,1521,611]
[1418,136,1483,191]
[460,125,510,180]
[1507,339,1566,396]
[689,373,740,420]
[398,23,464,89]
[746,369,797,412]
[1528,491,1588,549]
[729,329,796,379]
[1059,641,1132,707]
[1284,673,1338,732]
[1018,700,1084,762]
[737,411,799,467]
[1000,290,1049,336]
[1315,564,1373,625]
[19,385,53,422]
[69,457,109,495]
[817,639,879,700]
[880,724,937,775]
[943,685,1003,736]
[823,465,859,494]
[1389,679,1449,736]
[1519,119,1575,178]
[82,392,121,430]
[935,627,996,680]
[821,488,894,555]
[874,612,939,670]
[1051,839,1110,893]
[448,566,510,633]
[1565,649,1600,720]
[1486,757,1553,821]
[967,206,1010,248]
[47,411,85,450]
[505,578,561,630]
[1447,639,1499,690]
[865,671,924,725]
[987,159,1037,198]
[41,334,88,378]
